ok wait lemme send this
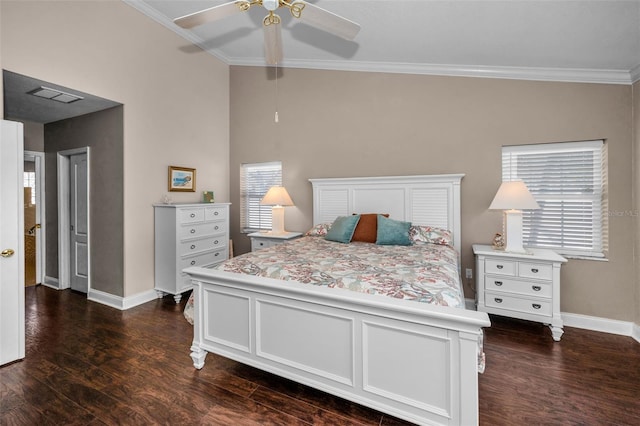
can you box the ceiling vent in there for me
[28,86,84,104]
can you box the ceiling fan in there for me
[174,0,361,65]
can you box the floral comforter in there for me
[184,236,464,324]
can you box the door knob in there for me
[1,249,15,258]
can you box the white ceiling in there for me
[128,0,640,84]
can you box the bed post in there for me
[189,280,207,369]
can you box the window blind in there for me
[240,161,282,233]
[501,140,607,258]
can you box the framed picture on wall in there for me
[168,166,196,192]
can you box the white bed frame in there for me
[184,174,490,426]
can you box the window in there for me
[240,161,282,233]
[24,172,36,205]
[501,140,607,258]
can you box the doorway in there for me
[23,151,45,287]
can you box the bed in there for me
[184,174,490,426]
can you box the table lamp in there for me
[489,181,540,253]
[260,186,294,235]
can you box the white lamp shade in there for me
[260,186,294,206]
[489,181,540,211]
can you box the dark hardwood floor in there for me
[2,285,639,425]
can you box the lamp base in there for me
[503,209,527,253]
[270,205,286,235]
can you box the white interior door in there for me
[0,120,25,366]
[70,153,88,293]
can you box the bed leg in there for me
[190,345,207,369]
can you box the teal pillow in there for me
[376,214,412,246]
[325,215,361,243]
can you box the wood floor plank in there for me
[2,286,639,426]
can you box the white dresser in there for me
[154,203,230,303]
[473,244,567,341]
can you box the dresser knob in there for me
[532,285,541,291]
[214,240,219,245]
[531,268,539,273]
[190,260,196,265]
[190,245,196,250]
[494,281,503,286]
[215,252,220,257]
[214,211,219,216]
[532,303,541,309]
[190,229,196,234]
[494,298,503,303]
[214,226,219,230]
[496,265,504,269]
[190,213,196,218]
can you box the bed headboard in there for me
[309,174,464,253]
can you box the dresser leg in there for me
[155,290,165,299]
[173,294,182,304]
[190,345,207,369]
[549,324,564,341]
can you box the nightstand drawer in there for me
[485,259,516,276]
[485,292,552,317]
[518,262,553,281]
[485,276,552,298]
[252,239,277,251]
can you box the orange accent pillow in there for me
[351,213,389,243]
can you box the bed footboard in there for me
[186,267,490,426]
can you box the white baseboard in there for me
[562,312,639,343]
[87,288,158,311]
[43,275,60,290]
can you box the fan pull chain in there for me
[274,62,279,123]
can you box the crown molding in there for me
[124,0,635,86]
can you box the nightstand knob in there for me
[190,213,196,218]
[190,245,196,250]
[532,285,541,291]
[494,298,503,303]
[494,281,503,286]
[531,268,539,273]
[190,260,196,265]
[496,265,504,269]
[190,229,196,234]
[532,303,541,309]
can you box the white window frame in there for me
[240,161,282,233]
[501,140,607,259]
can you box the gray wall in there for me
[45,106,124,296]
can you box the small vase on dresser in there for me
[473,244,567,341]
[154,203,230,303]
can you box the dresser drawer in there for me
[179,208,205,224]
[518,262,553,281]
[485,276,552,298]
[205,207,227,222]
[180,236,227,256]
[485,292,552,317]
[179,222,225,239]
[485,259,516,276]
[180,247,227,270]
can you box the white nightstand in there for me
[473,244,567,341]
[248,231,303,252]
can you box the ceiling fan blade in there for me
[292,1,360,40]
[264,20,283,65]
[174,1,247,29]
